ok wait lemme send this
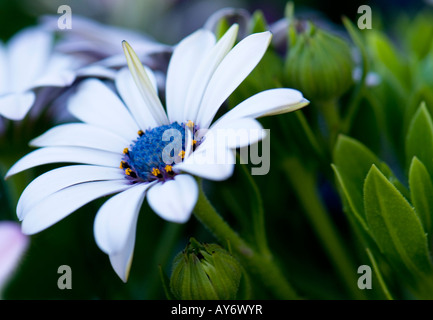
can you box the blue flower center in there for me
[120,121,198,182]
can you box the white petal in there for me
[122,41,168,126]
[17,165,125,220]
[207,117,265,149]
[183,24,238,123]
[0,41,8,94]
[5,147,122,178]
[109,238,134,283]
[212,88,308,127]
[0,91,35,120]
[30,123,130,153]
[196,31,272,129]
[8,27,53,92]
[115,67,159,130]
[94,183,153,254]
[165,29,216,123]
[174,146,236,181]
[75,64,118,79]
[68,79,140,141]
[30,69,76,89]
[147,175,198,223]
[260,98,309,116]
[21,180,130,235]
[118,66,158,95]
[31,53,79,89]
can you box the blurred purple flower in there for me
[0,222,29,296]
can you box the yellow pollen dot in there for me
[165,165,173,173]
[192,140,197,145]
[138,130,144,136]
[123,148,129,154]
[178,150,185,159]
[151,168,161,177]
[125,168,133,176]
[186,120,194,128]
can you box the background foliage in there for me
[1,0,433,299]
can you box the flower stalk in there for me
[237,162,270,257]
[193,178,300,299]
[282,157,365,299]
[317,99,341,151]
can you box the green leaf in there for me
[406,102,433,177]
[215,17,230,40]
[342,16,366,56]
[158,265,174,300]
[404,86,433,136]
[404,12,433,61]
[409,157,433,236]
[342,16,368,85]
[332,164,368,231]
[332,135,393,230]
[248,10,268,34]
[364,165,433,277]
[365,248,393,300]
[366,30,407,85]
[284,1,294,21]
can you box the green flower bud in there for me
[284,21,354,101]
[170,238,242,300]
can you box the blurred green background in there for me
[1,0,431,300]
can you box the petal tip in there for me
[4,168,15,180]
[20,220,36,236]
[122,40,134,59]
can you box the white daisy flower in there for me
[0,27,79,121]
[6,25,308,282]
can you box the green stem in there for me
[283,157,365,299]
[158,265,174,300]
[317,99,341,150]
[193,179,300,300]
[341,16,368,135]
[294,111,327,160]
[341,88,364,134]
[146,222,184,299]
[238,163,270,257]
